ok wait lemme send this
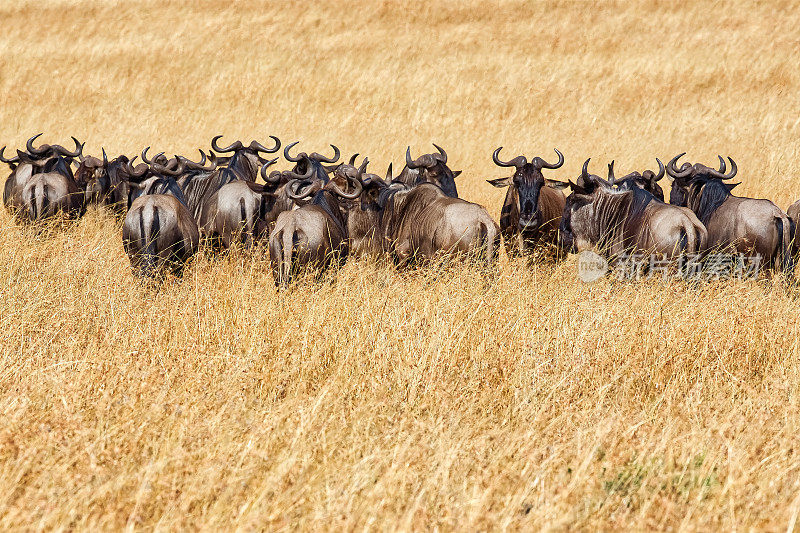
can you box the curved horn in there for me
[26,133,46,155]
[348,153,360,166]
[717,155,727,174]
[666,153,693,179]
[386,162,393,181]
[283,158,315,181]
[357,156,369,176]
[432,143,447,164]
[311,144,340,164]
[102,148,108,167]
[653,158,665,181]
[248,136,281,154]
[53,136,83,158]
[0,146,20,164]
[708,157,737,179]
[152,159,186,177]
[259,158,281,183]
[125,157,149,179]
[179,150,216,172]
[141,147,154,164]
[539,148,564,169]
[406,147,420,169]
[330,172,364,199]
[405,147,435,169]
[211,135,243,153]
[492,147,526,168]
[581,158,591,181]
[283,141,303,162]
[287,179,317,200]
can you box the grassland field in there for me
[2,0,800,530]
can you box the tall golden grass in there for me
[2,0,800,529]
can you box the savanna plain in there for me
[2,0,800,530]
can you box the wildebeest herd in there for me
[2,134,798,284]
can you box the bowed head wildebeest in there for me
[1,134,86,222]
[341,164,500,265]
[398,144,461,198]
[559,159,706,262]
[268,157,365,285]
[486,147,568,256]
[667,153,792,274]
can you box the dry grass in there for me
[2,0,800,530]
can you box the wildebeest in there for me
[197,158,299,249]
[486,147,567,256]
[610,158,666,201]
[397,144,461,198]
[559,160,706,261]
[75,150,154,214]
[341,166,500,264]
[667,153,792,273]
[176,137,278,221]
[1,134,86,221]
[122,194,200,279]
[268,158,364,285]
[121,159,199,278]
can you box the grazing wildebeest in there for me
[122,193,200,279]
[340,166,500,264]
[667,153,792,273]
[610,158,666,201]
[283,142,339,182]
[559,160,706,261]
[1,135,86,221]
[268,159,364,285]
[397,144,461,198]
[486,147,567,256]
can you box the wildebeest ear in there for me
[452,170,462,178]
[726,182,740,191]
[546,179,569,190]
[486,177,510,188]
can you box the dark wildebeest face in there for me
[609,159,666,201]
[75,150,117,205]
[487,147,566,230]
[403,144,461,198]
[666,153,738,207]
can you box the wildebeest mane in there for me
[689,178,730,225]
[628,187,654,219]
[180,169,239,219]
